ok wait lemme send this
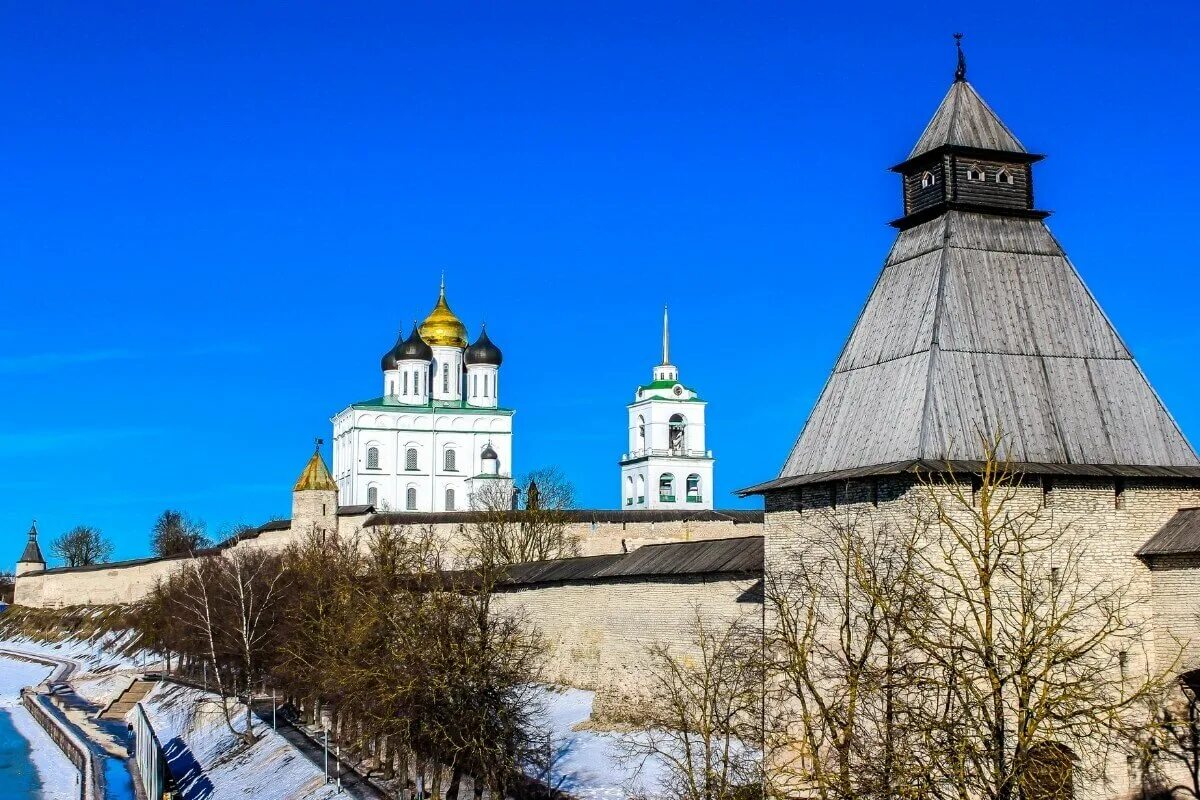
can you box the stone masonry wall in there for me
[764,475,1200,799]
[16,516,760,609]
[492,574,761,723]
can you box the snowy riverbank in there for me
[0,654,81,800]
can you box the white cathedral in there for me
[332,280,511,512]
[333,286,715,513]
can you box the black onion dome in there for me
[395,323,433,362]
[465,325,503,366]
[380,326,405,371]
[481,443,498,460]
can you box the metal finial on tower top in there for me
[314,437,324,453]
[954,33,967,82]
[662,305,670,365]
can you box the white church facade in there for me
[619,309,715,510]
[331,280,512,512]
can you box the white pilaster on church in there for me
[619,307,715,510]
[332,280,514,513]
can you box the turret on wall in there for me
[15,520,46,577]
[292,441,338,536]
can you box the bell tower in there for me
[619,307,714,510]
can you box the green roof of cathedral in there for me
[351,396,515,415]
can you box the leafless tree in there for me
[1141,674,1200,798]
[50,525,114,567]
[151,509,210,557]
[0,571,14,604]
[465,466,580,567]
[766,433,1171,800]
[619,609,764,800]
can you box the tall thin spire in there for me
[662,305,670,365]
[953,32,967,82]
[440,271,446,294]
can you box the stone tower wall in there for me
[764,475,1200,799]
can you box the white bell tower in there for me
[619,307,714,510]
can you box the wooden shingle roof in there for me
[1138,509,1200,559]
[745,77,1199,494]
[908,80,1025,160]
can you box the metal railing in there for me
[132,702,170,800]
[621,448,712,460]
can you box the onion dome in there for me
[418,280,468,348]
[481,443,498,460]
[380,326,405,371]
[395,322,433,362]
[465,325,503,366]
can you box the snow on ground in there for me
[538,686,669,799]
[73,671,136,708]
[0,654,83,800]
[0,627,147,675]
[142,681,344,800]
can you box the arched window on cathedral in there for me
[403,372,409,395]
[367,486,378,507]
[405,486,417,510]
[442,363,450,393]
[626,476,635,506]
[366,447,380,470]
[472,374,478,397]
[659,473,675,502]
[444,449,457,472]
[636,474,645,505]
[405,448,418,471]
[484,373,489,398]
[413,369,421,396]
[687,474,702,503]
[637,415,646,452]
[445,488,456,511]
[668,414,687,454]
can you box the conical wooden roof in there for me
[19,521,44,564]
[908,80,1025,159]
[744,80,1199,494]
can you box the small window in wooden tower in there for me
[921,171,937,189]
[996,167,1014,185]
[967,164,985,181]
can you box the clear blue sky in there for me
[3,2,1198,562]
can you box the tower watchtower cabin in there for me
[15,521,46,577]
[620,308,715,510]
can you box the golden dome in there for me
[418,282,468,348]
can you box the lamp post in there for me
[324,728,329,783]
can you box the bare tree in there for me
[465,466,579,567]
[151,509,210,557]
[765,433,1171,800]
[1142,675,1200,798]
[765,510,933,800]
[620,609,764,800]
[50,525,114,567]
[0,571,14,604]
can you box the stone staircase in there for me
[100,679,155,721]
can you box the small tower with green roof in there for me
[619,307,714,510]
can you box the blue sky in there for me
[3,2,1198,562]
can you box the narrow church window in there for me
[687,474,701,502]
[367,486,378,506]
[403,372,409,395]
[388,380,395,396]
[921,170,937,188]
[996,168,1014,185]
[444,449,457,472]
[406,448,418,471]
[473,374,478,396]
[484,374,489,397]
[406,487,416,510]
[414,370,421,395]
[445,488,456,511]
[668,414,686,453]
[637,416,646,451]
[967,164,985,181]
[366,447,380,470]
[442,364,449,393]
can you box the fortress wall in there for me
[14,515,762,610]
[492,574,761,723]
